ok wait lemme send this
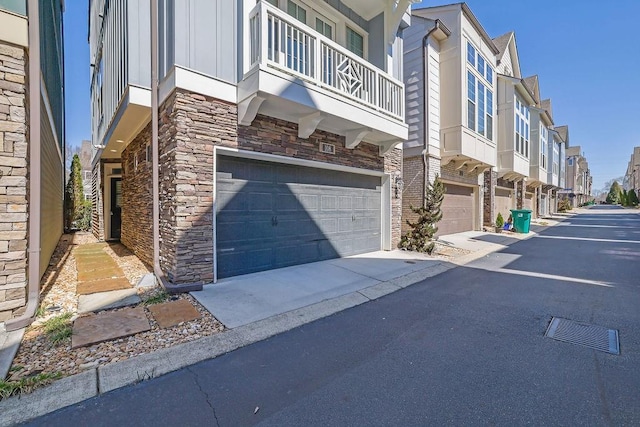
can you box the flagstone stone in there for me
[71,306,150,348]
[148,299,201,328]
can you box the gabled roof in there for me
[555,125,569,145]
[522,75,540,106]
[492,32,512,58]
[540,99,552,119]
[492,31,521,78]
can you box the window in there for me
[346,26,364,58]
[485,65,493,84]
[467,71,476,131]
[540,125,548,169]
[287,0,306,23]
[478,81,485,136]
[265,0,278,5]
[315,16,334,40]
[466,40,493,140]
[553,143,559,175]
[467,42,476,67]
[514,96,529,158]
[486,90,493,141]
[568,157,574,166]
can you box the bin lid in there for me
[510,209,532,213]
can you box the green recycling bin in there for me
[510,209,532,233]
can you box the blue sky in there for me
[64,0,639,192]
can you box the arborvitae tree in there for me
[399,175,445,255]
[64,154,85,230]
[628,189,639,206]
[606,181,623,204]
[622,189,628,206]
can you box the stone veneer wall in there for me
[483,170,497,227]
[121,124,153,266]
[91,160,103,240]
[153,88,402,284]
[0,42,28,322]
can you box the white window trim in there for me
[514,96,529,158]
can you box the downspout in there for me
[150,1,201,293]
[420,22,440,205]
[7,0,41,331]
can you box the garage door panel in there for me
[438,183,474,236]
[216,156,382,278]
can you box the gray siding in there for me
[40,99,64,279]
[127,0,151,87]
[368,12,385,71]
[172,0,237,84]
[403,19,426,151]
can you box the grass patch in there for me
[0,372,62,400]
[42,312,73,344]
[142,291,169,306]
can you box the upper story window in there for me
[552,143,559,175]
[567,157,574,166]
[540,124,548,169]
[514,97,529,158]
[346,26,364,58]
[466,40,494,140]
[467,41,493,85]
[287,0,307,23]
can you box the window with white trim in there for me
[346,26,364,58]
[466,41,494,140]
[514,97,529,158]
[540,124,548,169]
[552,142,559,175]
[287,0,306,23]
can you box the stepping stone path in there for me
[148,299,201,328]
[71,307,151,348]
[70,242,204,349]
[74,243,141,313]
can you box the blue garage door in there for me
[216,156,382,278]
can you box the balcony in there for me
[239,1,407,153]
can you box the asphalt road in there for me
[25,206,640,426]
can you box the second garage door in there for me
[438,183,474,236]
[216,156,382,278]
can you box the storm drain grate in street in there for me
[545,317,619,355]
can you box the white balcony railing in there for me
[248,2,404,121]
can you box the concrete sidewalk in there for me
[0,217,564,426]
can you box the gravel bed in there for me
[8,232,225,383]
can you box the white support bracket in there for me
[455,160,468,170]
[345,128,370,149]
[387,0,412,44]
[238,94,265,126]
[298,112,324,139]
[379,140,401,156]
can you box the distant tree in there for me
[621,189,628,206]
[400,175,445,254]
[628,189,639,207]
[65,154,85,230]
[606,181,623,205]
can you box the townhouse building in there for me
[89,0,416,288]
[623,146,640,195]
[546,120,566,214]
[490,31,538,222]
[564,144,591,207]
[1,0,65,329]
[403,3,497,236]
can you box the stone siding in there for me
[149,88,402,284]
[483,169,497,227]
[121,124,153,266]
[401,154,441,235]
[0,42,28,322]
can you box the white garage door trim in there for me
[212,146,392,283]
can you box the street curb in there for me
[0,218,565,424]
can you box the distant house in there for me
[1,0,65,329]
[403,3,498,236]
